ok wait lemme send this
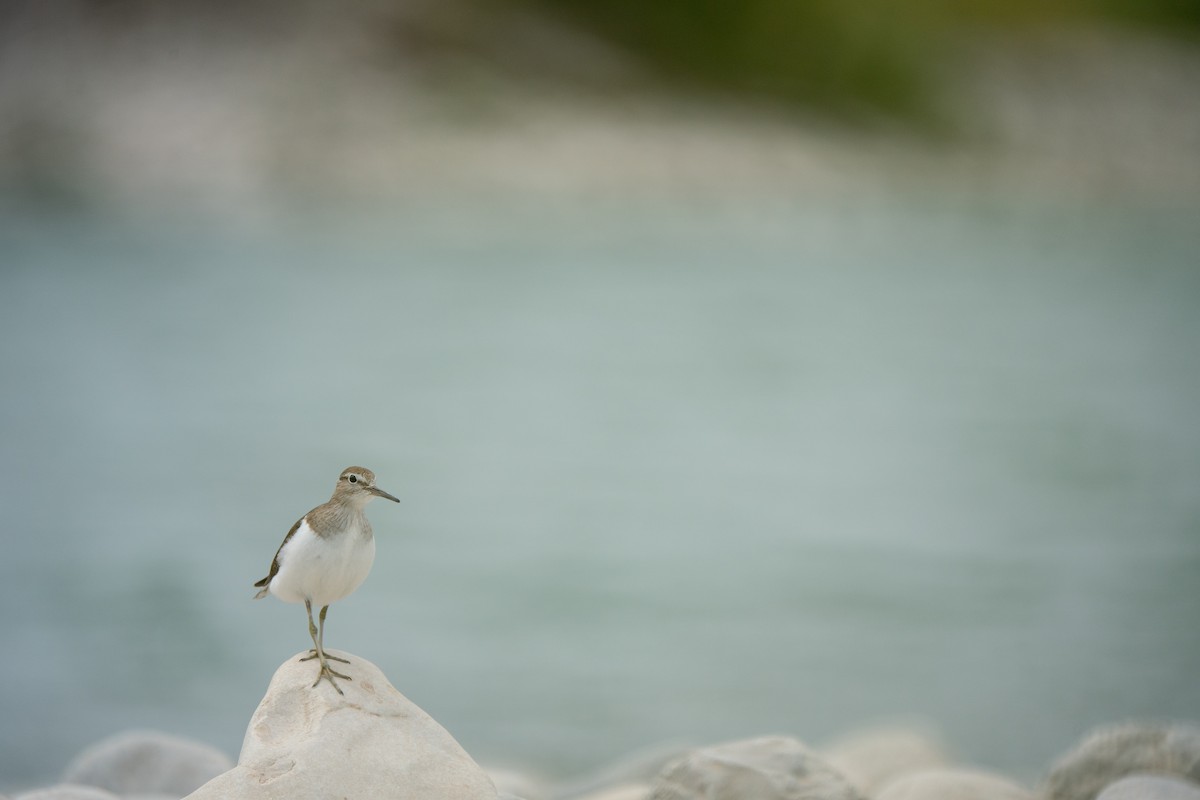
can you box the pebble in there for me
[1043,722,1200,800]
[485,766,548,800]
[572,784,649,800]
[650,735,864,800]
[821,724,950,795]
[13,785,120,800]
[1096,774,1200,800]
[876,768,1031,800]
[61,730,232,798]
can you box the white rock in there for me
[484,766,547,800]
[1043,722,1200,800]
[821,725,950,796]
[876,768,1031,800]
[1096,774,1200,800]
[61,731,232,797]
[650,735,864,800]
[573,784,649,800]
[13,785,121,800]
[554,742,690,800]
[184,649,498,800]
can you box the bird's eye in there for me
[348,475,358,483]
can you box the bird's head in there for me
[334,466,400,506]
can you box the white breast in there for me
[268,517,376,607]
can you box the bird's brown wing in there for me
[253,516,304,593]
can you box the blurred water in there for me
[1,192,1198,789]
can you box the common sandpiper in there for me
[254,466,399,693]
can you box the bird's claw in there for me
[311,661,352,693]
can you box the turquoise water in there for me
[1,192,1198,789]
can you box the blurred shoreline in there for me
[2,3,1199,219]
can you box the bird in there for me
[254,466,399,693]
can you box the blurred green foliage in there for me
[503,0,1200,124]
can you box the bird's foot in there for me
[311,659,352,694]
[300,649,349,664]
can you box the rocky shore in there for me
[5,653,1198,800]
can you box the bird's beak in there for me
[370,486,401,503]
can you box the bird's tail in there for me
[253,579,270,600]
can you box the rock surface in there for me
[1043,723,1200,800]
[574,785,649,800]
[184,650,498,800]
[649,736,864,800]
[555,742,690,800]
[61,730,232,797]
[13,786,120,800]
[484,766,546,800]
[821,725,950,796]
[1096,774,1200,800]
[876,768,1031,800]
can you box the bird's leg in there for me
[319,605,350,663]
[302,599,350,693]
[305,598,319,651]
[300,605,350,663]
